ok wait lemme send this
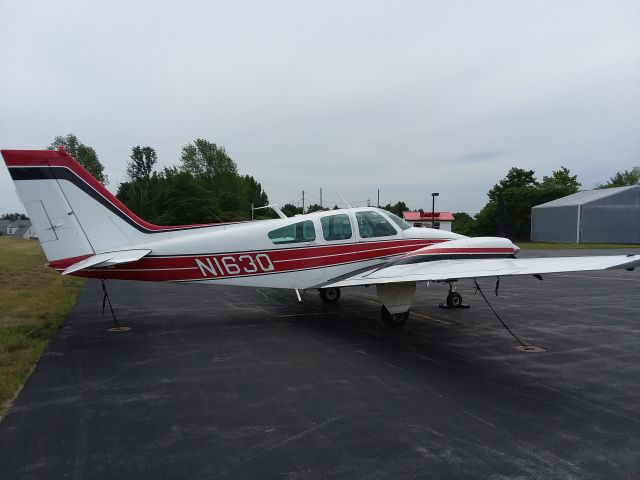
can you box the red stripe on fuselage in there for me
[56,239,442,281]
[48,254,93,269]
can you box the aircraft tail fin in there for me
[1,148,161,264]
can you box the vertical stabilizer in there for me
[2,147,226,264]
[1,148,141,262]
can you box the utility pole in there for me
[320,188,323,208]
[431,192,439,229]
[302,190,305,214]
[377,189,380,207]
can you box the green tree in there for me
[48,133,107,184]
[179,139,246,217]
[474,166,581,240]
[117,146,158,219]
[476,167,539,239]
[488,167,537,201]
[452,212,475,236]
[116,138,270,224]
[473,202,499,237]
[282,203,302,217]
[180,139,238,178]
[306,204,328,213]
[534,166,581,207]
[597,167,640,188]
[381,201,409,217]
[540,166,580,191]
[243,175,269,210]
[128,146,157,182]
[152,168,218,225]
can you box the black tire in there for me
[319,287,341,304]
[380,305,409,328]
[446,291,463,308]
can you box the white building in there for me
[402,211,455,231]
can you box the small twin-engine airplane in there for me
[2,147,639,328]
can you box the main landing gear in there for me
[440,282,470,309]
[319,287,341,304]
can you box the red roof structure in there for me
[402,211,455,222]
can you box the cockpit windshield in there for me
[384,211,411,230]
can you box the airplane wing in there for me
[62,249,152,275]
[323,254,640,288]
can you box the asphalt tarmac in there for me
[1,249,640,479]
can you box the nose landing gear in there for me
[446,291,463,308]
[439,281,470,309]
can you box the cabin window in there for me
[320,214,353,241]
[355,211,398,238]
[268,220,316,244]
[385,211,412,231]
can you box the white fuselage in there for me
[65,208,464,289]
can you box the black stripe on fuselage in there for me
[8,166,221,234]
[387,252,517,267]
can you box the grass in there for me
[517,242,640,250]
[0,237,84,416]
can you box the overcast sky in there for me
[1,0,639,215]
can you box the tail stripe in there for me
[8,165,215,234]
[3,149,237,234]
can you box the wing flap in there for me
[61,249,152,275]
[324,255,640,288]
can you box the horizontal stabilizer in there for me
[62,249,151,275]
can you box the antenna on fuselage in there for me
[335,192,353,209]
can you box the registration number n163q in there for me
[195,253,274,277]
